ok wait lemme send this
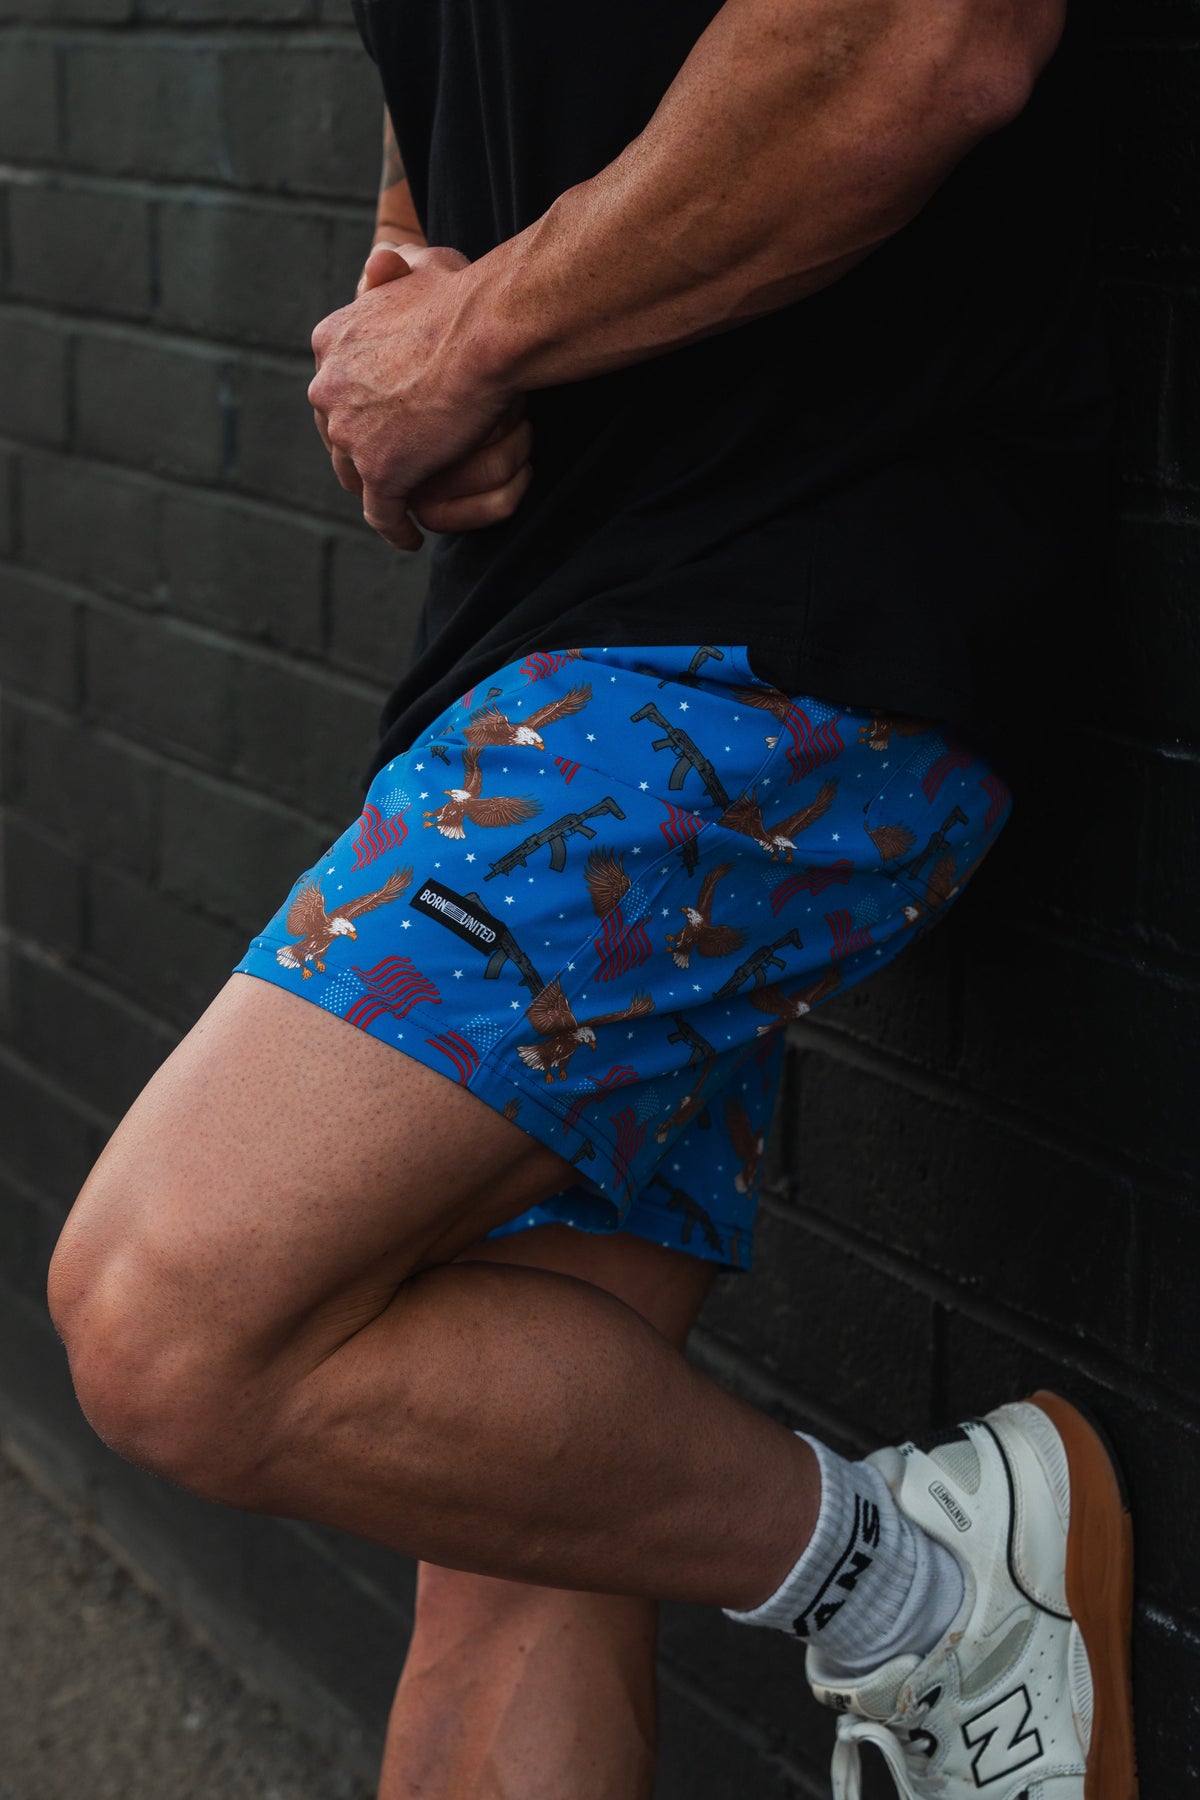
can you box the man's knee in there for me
[47,1166,285,1508]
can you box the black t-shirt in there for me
[350,0,1111,798]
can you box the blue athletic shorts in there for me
[232,644,1012,1270]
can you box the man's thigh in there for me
[49,971,579,1379]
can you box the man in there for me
[46,1,1135,1796]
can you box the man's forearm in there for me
[375,107,426,248]
[453,0,1065,395]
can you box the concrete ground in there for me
[0,1452,373,1800]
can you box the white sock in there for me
[724,1432,964,1677]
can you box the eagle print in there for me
[857,712,932,753]
[275,867,413,978]
[664,861,747,968]
[902,851,960,925]
[749,969,843,1033]
[516,979,655,1083]
[423,745,541,840]
[464,682,592,749]
[724,1094,764,1194]
[718,779,838,860]
[867,821,917,862]
[585,846,653,980]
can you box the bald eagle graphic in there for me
[749,969,843,1033]
[902,851,961,926]
[732,682,794,745]
[867,821,918,862]
[654,1053,716,1143]
[665,862,747,968]
[724,1095,764,1194]
[516,979,655,1083]
[423,745,541,840]
[274,867,412,978]
[718,779,838,861]
[857,713,932,753]
[464,682,592,749]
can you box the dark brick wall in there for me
[0,2,1196,1794]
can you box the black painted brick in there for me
[2,813,85,959]
[0,1055,98,1205]
[1175,291,1200,492]
[330,212,386,307]
[7,946,176,1118]
[1146,1199,1200,1402]
[326,531,429,684]
[82,603,238,768]
[960,930,1200,1184]
[0,567,80,705]
[158,764,327,930]
[221,48,378,199]
[0,0,130,17]
[0,446,16,558]
[799,915,963,1072]
[8,181,152,319]
[1130,1610,1200,1796]
[233,658,379,821]
[699,1202,936,1440]
[231,356,361,517]
[0,311,70,449]
[1087,517,1200,749]
[0,1171,66,1311]
[1142,752,1200,955]
[1097,41,1200,260]
[157,197,331,354]
[75,332,228,481]
[0,37,59,164]
[63,43,226,182]
[777,1045,1140,1352]
[656,1677,802,1800]
[160,489,324,654]
[86,863,248,1029]
[19,449,159,604]
[0,697,161,882]
[144,0,311,17]
[1100,285,1173,489]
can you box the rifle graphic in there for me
[428,743,450,765]
[484,796,628,878]
[649,1173,722,1253]
[568,1137,597,1168]
[667,1013,717,1069]
[713,927,804,998]
[459,891,546,999]
[629,701,730,809]
[898,805,969,888]
[635,646,725,689]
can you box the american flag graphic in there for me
[463,1013,508,1056]
[350,798,409,870]
[423,1029,480,1085]
[609,1089,659,1193]
[903,736,974,801]
[522,650,581,682]
[344,957,441,1029]
[563,1063,640,1133]
[658,801,704,851]
[460,686,476,712]
[594,881,653,982]
[768,858,855,914]
[825,907,874,960]
[553,756,580,784]
[979,770,1010,832]
[782,703,844,784]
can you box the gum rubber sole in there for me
[1030,1390,1138,1800]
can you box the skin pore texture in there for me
[50,5,1065,1795]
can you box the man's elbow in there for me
[939,0,1068,139]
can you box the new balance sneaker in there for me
[806,1391,1136,1800]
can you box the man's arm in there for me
[311,0,1067,548]
[372,109,426,252]
[452,0,1067,391]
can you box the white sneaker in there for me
[806,1391,1137,1800]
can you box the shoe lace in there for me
[830,1713,946,1800]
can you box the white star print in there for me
[415,763,424,771]
[510,1000,521,1009]
[679,701,689,711]
[639,781,649,791]
[452,970,463,979]
[401,919,411,929]
[831,832,840,842]
[587,733,596,742]
[504,895,515,905]
[466,853,476,862]
[419,791,429,799]
[326,865,335,873]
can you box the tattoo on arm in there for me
[381,109,405,196]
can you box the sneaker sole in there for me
[1030,1390,1138,1800]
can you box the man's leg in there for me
[47,972,816,1607]
[379,1225,714,1800]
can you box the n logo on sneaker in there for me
[961,1685,1043,1787]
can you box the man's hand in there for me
[309,244,519,551]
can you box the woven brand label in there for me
[410,879,502,951]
